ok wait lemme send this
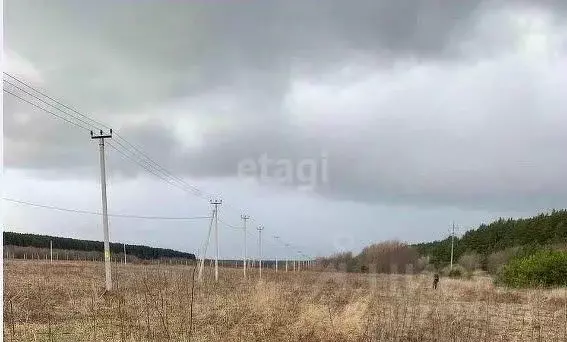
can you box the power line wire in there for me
[218,218,243,230]
[4,79,100,131]
[3,74,214,201]
[4,75,244,230]
[3,88,93,132]
[113,132,207,196]
[109,138,200,194]
[3,74,316,257]
[106,142,207,197]
[3,72,108,131]
[3,197,210,220]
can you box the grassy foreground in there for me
[3,260,567,341]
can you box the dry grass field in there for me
[3,260,567,341]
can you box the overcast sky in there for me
[3,1,567,259]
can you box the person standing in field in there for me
[433,273,439,289]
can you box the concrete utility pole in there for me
[211,199,222,282]
[450,222,455,271]
[241,214,249,279]
[198,211,215,281]
[50,240,53,264]
[272,235,281,273]
[91,129,113,291]
[257,225,264,280]
[123,243,127,265]
[283,243,291,272]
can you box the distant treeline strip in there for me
[3,231,195,260]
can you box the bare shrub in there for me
[487,247,520,274]
[458,252,481,272]
[358,241,419,274]
[415,256,430,273]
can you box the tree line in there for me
[413,209,567,271]
[3,231,196,260]
[316,209,567,275]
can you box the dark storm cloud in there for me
[4,0,489,111]
[4,0,567,211]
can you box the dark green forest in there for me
[413,210,567,269]
[3,231,195,260]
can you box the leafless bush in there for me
[458,252,481,272]
[358,240,419,274]
[486,247,520,274]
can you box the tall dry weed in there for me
[3,260,566,341]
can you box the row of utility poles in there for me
[196,199,312,282]
[6,239,126,264]
[90,126,457,290]
[91,129,312,290]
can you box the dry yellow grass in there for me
[3,259,567,341]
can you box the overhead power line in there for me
[3,88,93,132]
[105,142,205,196]
[112,132,206,196]
[3,197,210,221]
[218,218,243,230]
[4,72,108,131]
[3,73,316,258]
[5,74,206,199]
[3,73,214,200]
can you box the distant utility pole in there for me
[257,225,264,280]
[123,243,127,265]
[198,210,215,281]
[450,222,455,271]
[50,240,53,264]
[241,214,249,279]
[91,129,113,292]
[273,235,280,273]
[211,199,222,282]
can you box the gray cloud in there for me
[4,0,567,213]
[3,0,492,110]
